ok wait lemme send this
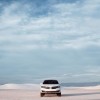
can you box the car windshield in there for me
[43,80,59,84]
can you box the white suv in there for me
[40,80,61,97]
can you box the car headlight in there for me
[41,86,50,89]
[52,86,60,89]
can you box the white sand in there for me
[0,84,100,100]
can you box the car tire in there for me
[57,93,61,97]
[40,93,45,97]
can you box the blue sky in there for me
[0,0,100,83]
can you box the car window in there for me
[43,80,59,84]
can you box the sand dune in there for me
[0,84,39,90]
[0,84,100,100]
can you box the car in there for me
[40,79,61,97]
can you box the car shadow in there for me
[42,94,61,97]
[62,92,100,97]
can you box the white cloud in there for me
[72,73,96,77]
[86,67,100,74]
[0,0,100,52]
[0,34,48,42]
[81,0,100,15]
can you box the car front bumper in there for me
[41,89,61,93]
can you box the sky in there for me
[0,0,100,84]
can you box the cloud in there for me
[81,0,100,16]
[0,0,100,49]
[86,67,100,74]
[0,0,100,51]
[36,71,100,83]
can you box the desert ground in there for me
[0,84,100,100]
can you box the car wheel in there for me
[57,93,61,97]
[40,93,45,97]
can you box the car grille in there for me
[52,86,60,89]
[41,86,60,89]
